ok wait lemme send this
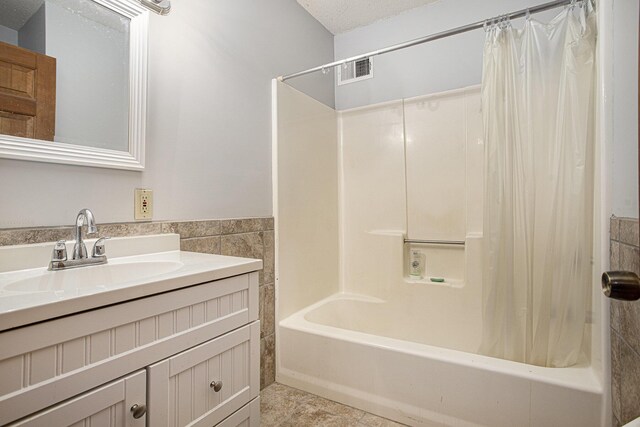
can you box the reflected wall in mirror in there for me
[0,0,148,170]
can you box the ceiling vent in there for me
[337,57,373,86]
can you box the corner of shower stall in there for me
[271,79,341,322]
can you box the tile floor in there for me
[260,382,407,426]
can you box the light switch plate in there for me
[134,188,153,220]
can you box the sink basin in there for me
[2,261,184,293]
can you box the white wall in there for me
[0,24,18,46]
[612,0,639,217]
[0,0,334,228]
[334,0,559,110]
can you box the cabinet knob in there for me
[210,380,223,392]
[130,403,147,419]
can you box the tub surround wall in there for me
[405,88,480,240]
[339,87,483,305]
[0,216,276,389]
[273,81,340,321]
[610,216,640,426]
[339,100,406,298]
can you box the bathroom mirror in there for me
[0,0,148,170]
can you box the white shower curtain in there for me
[480,2,597,368]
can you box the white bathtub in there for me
[278,293,604,427]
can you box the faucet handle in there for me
[52,240,67,262]
[92,237,110,257]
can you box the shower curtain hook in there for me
[525,8,531,21]
[499,15,508,29]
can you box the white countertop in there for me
[0,234,263,331]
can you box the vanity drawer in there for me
[0,272,259,425]
[9,370,146,427]
[147,322,260,427]
[217,397,260,427]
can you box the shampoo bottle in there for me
[410,250,423,279]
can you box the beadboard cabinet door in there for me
[147,322,260,427]
[217,397,260,427]
[9,370,146,427]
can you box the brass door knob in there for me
[602,271,640,301]
[210,380,223,392]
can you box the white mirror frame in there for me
[0,0,148,171]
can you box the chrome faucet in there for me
[73,208,97,260]
[48,209,109,271]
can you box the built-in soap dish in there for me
[404,276,464,288]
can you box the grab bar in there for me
[404,239,465,246]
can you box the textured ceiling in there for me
[0,0,44,30]
[297,0,439,34]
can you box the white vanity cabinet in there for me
[10,371,147,427]
[147,323,259,426]
[0,266,261,427]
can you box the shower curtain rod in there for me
[279,0,575,82]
